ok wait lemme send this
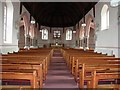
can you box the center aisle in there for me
[43,49,79,89]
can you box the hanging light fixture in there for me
[81,23,86,27]
[31,20,35,24]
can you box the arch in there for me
[101,4,109,30]
[19,20,24,27]
[83,14,96,50]
[20,12,30,35]
[88,27,95,49]
[19,12,30,49]
[18,26,25,48]
[29,24,35,39]
[85,14,96,37]
[79,21,85,39]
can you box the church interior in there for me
[0,0,120,89]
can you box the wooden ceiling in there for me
[21,2,97,27]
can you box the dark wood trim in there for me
[20,2,22,14]
[93,6,95,18]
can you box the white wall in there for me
[95,2,119,57]
[0,1,3,54]
[0,1,20,54]
[118,5,120,57]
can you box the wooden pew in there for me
[70,55,114,70]
[1,48,53,89]
[73,57,120,81]
[80,65,120,89]
[70,57,119,88]
[1,63,43,88]
[2,52,52,67]
[71,57,119,88]
[61,48,114,68]
[1,58,47,81]
[61,48,119,89]
[1,53,51,78]
[79,63,120,88]
[71,57,116,75]
[0,69,39,88]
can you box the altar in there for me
[50,43,63,48]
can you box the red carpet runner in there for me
[43,49,79,89]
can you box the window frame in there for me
[3,3,7,42]
[3,1,13,44]
[66,28,72,40]
[41,28,48,40]
[101,4,109,31]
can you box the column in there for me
[30,38,38,48]
[30,37,34,48]
[86,36,89,50]
[83,37,86,51]
[24,34,30,49]
[35,39,38,48]
[79,39,83,49]
[84,36,89,50]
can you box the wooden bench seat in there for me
[1,58,47,80]
[0,85,31,89]
[71,57,118,75]
[1,63,43,88]
[1,55,50,76]
[0,69,39,88]
[85,71,120,88]
[1,53,51,65]
[79,63,120,88]
[0,48,53,89]
[61,48,119,89]
[69,56,115,69]
[74,57,120,81]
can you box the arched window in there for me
[41,28,48,40]
[3,3,7,41]
[3,1,13,43]
[101,4,109,30]
[66,28,72,40]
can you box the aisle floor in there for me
[43,50,79,89]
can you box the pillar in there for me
[24,34,30,49]
[79,39,83,49]
[30,37,34,48]
[83,36,89,50]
